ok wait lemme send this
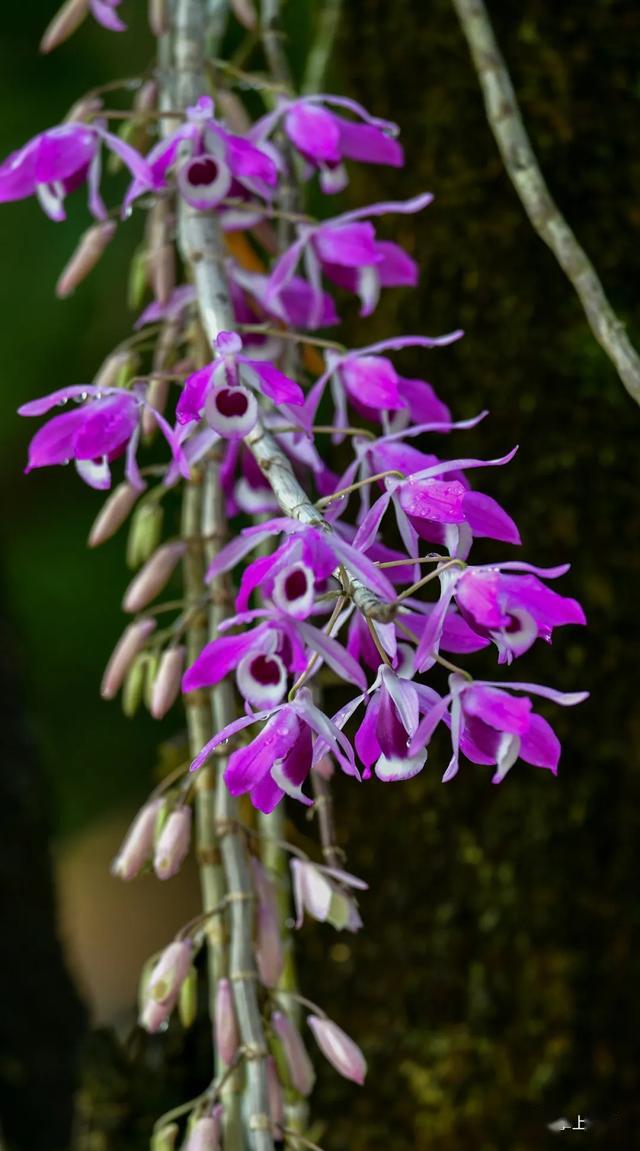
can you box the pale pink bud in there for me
[252,860,284,987]
[230,0,257,31]
[111,797,163,880]
[142,376,170,437]
[307,1015,367,1085]
[151,646,185,719]
[214,978,239,1065]
[271,1012,315,1096]
[186,1115,220,1151]
[101,617,156,700]
[56,221,117,298]
[147,199,175,305]
[154,806,192,880]
[94,349,132,392]
[216,91,252,135]
[88,482,139,547]
[40,0,88,53]
[134,79,158,116]
[122,541,185,613]
[149,244,176,308]
[148,0,170,35]
[65,95,103,124]
[266,1057,284,1130]
[140,939,192,1033]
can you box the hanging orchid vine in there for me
[2,1,587,1148]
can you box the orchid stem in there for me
[315,470,404,509]
[395,558,465,602]
[288,596,347,699]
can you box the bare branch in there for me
[452,0,640,408]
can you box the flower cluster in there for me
[7,81,587,807]
[4,8,587,1130]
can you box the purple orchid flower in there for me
[19,383,187,490]
[90,0,126,31]
[264,193,434,327]
[354,666,427,781]
[411,560,585,671]
[189,687,358,813]
[228,261,340,330]
[298,333,462,438]
[346,604,489,677]
[125,96,278,221]
[251,94,403,194]
[0,120,151,221]
[205,519,397,608]
[409,675,588,784]
[351,446,520,571]
[183,590,365,706]
[320,410,488,537]
[453,564,586,664]
[176,330,304,439]
[183,619,307,709]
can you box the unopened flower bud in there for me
[307,1014,367,1085]
[128,245,150,310]
[185,1114,220,1151]
[122,652,150,717]
[178,964,198,1029]
[148,0,170,36]
[230,0,257,31]
[127,501,165,569]
[252,860,284,987]
[93,349,133,393]
[154,806,192,880]
[266,1056,284,1131]
[140,939,192,1033]
[123,541,185,613]
[40,0,88,53]
[271,1012,315,1096]
[135,79,158,116]
[214,978,239,1065]
[151,646,185,719]
[111,797,163,880]
[142,376,170,438]
[65,94,103,124]
[147,199,175,305]
[151,1122,180,1151]
[143,650,160,711]
[56,221,117,299]
[89,482,140,548]
[101,617,156,700]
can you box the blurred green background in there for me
[1,1,639,1148]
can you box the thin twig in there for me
[452,0,640,407]
[315,469,404,509]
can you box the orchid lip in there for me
[204,384,257,438]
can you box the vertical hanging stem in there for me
[173,2,275,1148]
